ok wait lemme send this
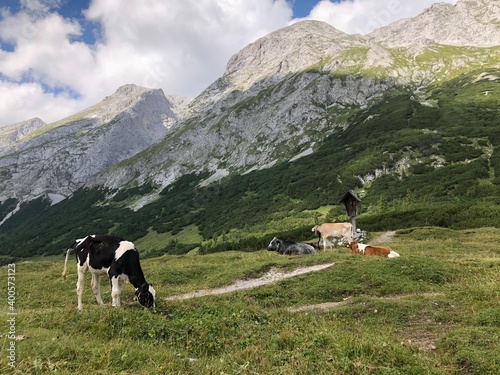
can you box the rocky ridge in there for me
[0,117,47,153]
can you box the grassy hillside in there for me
[1,227,499,374]
[0,69,499,259]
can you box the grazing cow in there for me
[267,237,316,255]
[349,241,400,258]
[312,223,352,249]
[62,235,156,310]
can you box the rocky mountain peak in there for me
[223,20,363,91]
[0,117,47,152]
[190,20,367,114]
[369,0,500,47]
[113,83,147,95]
[76,84,170,125]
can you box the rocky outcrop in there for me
[189,21,368,114]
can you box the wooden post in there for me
[339,190,361,233]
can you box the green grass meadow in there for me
[1,227,499,374]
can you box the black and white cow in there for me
[62,235,155,310]
[267,237,316,255]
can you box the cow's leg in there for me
[76,265,87,311]
[91,273,104,307]
[110,276,123,308]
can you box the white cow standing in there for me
[312,223,353,249]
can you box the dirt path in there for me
[165,263,334,301]
[288,292,444,312]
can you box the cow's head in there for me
[69,236,87,251]
[349,241,360,254]
[136,283,156,308]
[267,237,281,252]
[69,235,98,252]
[311,226,322,238]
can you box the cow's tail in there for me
[62,248,73,281]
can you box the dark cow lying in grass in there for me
[62,235,156,310]
[348,241,400,258]
[267,237,316,255]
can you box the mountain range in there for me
[1,0,499,259]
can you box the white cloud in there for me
[84,0,292,95]
[0,81,83,126]
[0,0,292,127]
[303,0,459,35]
[0,12,93,85]
[0,0,460,128]
[20,0,62,14]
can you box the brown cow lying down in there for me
[349,241,400,258]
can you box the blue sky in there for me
[0,0,458,127]
[292,0,340,18]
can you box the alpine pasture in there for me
[1,227,499,374]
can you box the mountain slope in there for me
[89,0,500,203]
[1,68,499,259]
[2,0,499,208]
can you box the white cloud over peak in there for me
[302,0,458,35]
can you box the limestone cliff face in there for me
[0,84,178,202]
[90,21,389,194]
[92,72,395,199]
